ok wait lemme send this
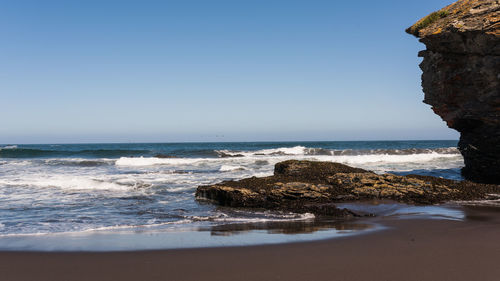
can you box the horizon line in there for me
[1,139,459,146]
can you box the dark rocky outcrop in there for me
[407,0,500,183]
[196,160,500,216]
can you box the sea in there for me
[0,140,485,251]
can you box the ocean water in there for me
[0,140,469,249]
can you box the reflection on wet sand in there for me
[462,205,500,223]
[207,220,374,236]
[205,199,474,237]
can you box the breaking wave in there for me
[0,145,17,150]
[216,146,460,157]
[0,176,151,191]
[1,144,460,162]
[115,146,461,167]
[115,156,216,166]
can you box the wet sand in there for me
[1,207,500,281]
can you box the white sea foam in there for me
[0,145,17,150]
[0,175,134,191]
[310,152,460,165]
[187,212,315,223]
[218,146,460,157]
[256,146,307,155]
[456,195,500,207]
[115,156,216,166]
[212,212,316,223]
[0,219,197,237]
[2,160,31,166]
[218,146,307,157]
[165,186,196,192]
[111,145,463,181]
[0,212,316,237]
[116,151,461,169]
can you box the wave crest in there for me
[216,146,460,157]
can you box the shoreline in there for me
[2,208,500,281]
[0,201,470,252]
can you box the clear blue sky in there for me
[0,0,458,144]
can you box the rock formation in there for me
[407,0,500,183]
[196,160,499,216]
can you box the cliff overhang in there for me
[407,0,500,184]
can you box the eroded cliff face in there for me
[407,0,500,184]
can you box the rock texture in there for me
[407,0,500,183]
[196,160,500,216]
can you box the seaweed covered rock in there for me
[407,0,500,183]
[196,160,500,216]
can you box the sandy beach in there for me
[2,0,499,280]
[1,206,499,281]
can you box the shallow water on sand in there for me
[0,201,483,251]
